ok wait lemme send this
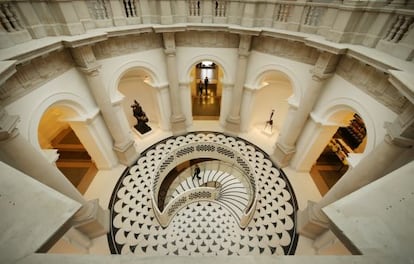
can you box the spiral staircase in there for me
[168,164,250,224]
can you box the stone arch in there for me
[27,92,94,151]
[180,54,231,124]
[316,97,376,155]
[246,63,303,106]
[240,65,299,137]
[27,91,117,169]
[180,53,233,84]
[108,60,169,131]
[108,60,163,103]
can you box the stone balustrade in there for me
[0,0,413,60]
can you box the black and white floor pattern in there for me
[108,132,298,256]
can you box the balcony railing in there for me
[0,0,412,60]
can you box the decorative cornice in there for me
[105,26,154,37]
[260,30,306,42]
[1,40,64,64]
[304,37,348,55]
[153,25,187,33]
[346,49,399,73]
[62,33,108,48]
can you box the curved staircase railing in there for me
[151,142,257,229]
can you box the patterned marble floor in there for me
[108,132,298,256]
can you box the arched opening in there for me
[117,68,161,137]
[38,107,97,194]
[248,70,293,141]
[191,61,223,120]
[310,111,367,195]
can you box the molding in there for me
[388,70,414,105]
[62,33,108,48]
[304,37,348,55]
[105,25,154,37]
[2,41,64,64]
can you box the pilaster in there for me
[48,1,85,35]
[241,3,256,27]
[202,0,213,23]
[14,1,47,39]
[109,0,127,26]
[160,0,173,24]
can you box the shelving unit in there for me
[337,114,367,150]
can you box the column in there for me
[298,104,414,239]
[225,34,252,134]
[71,45,139,166]
[271,52,340,168]
[240,87,256,132]
[0,109,109,240]
[163,32,187,134]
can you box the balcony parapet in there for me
[0,0,412,57]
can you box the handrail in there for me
[152,186,219,228]
[164,160,252,207]
[151,142,258,229]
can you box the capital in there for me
[70,46,98,69]
[312,52,340,77]
[78,64,102,76]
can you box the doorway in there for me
[310,113,367,195]
[38,108,97,194]
[191,61,222,120]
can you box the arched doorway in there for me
[117,68,161,136]
[246,70,293,142]
[191,61,223,120]
[310,111,367,195]
[38,107,97,194]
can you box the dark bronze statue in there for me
[131,100,152,134]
